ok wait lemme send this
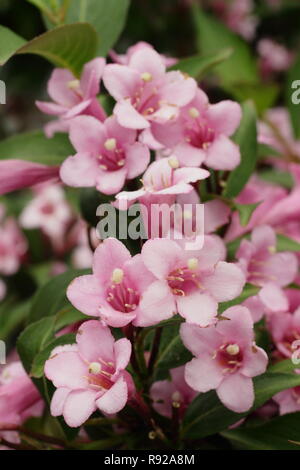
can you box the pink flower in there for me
[60,115,150,195]
[36,58,106,137]
[19,184,73,252]
[44,320,133,427]
[150,366,196,418]
[258,39,293,78]
[138,238,245,326]
[212,0,257,40]
[115,157,209,205]
[181,306,268,413]
[0,361,43,426]
[242,283,289,323]
[103,47,197,130]
[236,225,298,287]
[0,160,59,196]
[110,41,177,68]
[274,386,300,415]
[67,238,155,327]
[0,216,27,276]
[152,90,241,170]
[269,306,300,359]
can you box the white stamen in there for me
[104,138,117,151]
[111,268,124,284]
[187,258,198,270]
[268,245,276,254]
[67,79,80,90]
[141,72,152,82]
[226,344,240,356]
[89,362,102,374]
[168,156,179,169]
[189,107,199,118]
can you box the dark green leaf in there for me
[154,322,192,374]
[223,101,258,198]
[277,234,300,252]
[235,202,261,227]
[0,26,26,64]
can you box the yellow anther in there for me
[104,138,117,151]
[111,268,124,284]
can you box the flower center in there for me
[85,358,115,391]
[98,138,126,171]
[215,343,243,374]
[167,262,201,296]
[184,115,215,149]
[106,270,139,313]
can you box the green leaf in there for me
[65,0,131,56]
[235,202,261,227]
[223,101,258,198]
[31,333,76,378]
[286,54,300,139]
[259,169,293,189]
[182,364,300,440]
[0,26,26,65]
[192,6,258,87]
[0,131,74,166]
[277,234,300,252]
[222,413,300,450]
[0,23,98,76]
[169,48,233,80]
[154,322,192,374]
[258,143,282,159]
[28,268,89,324]
[227,82,279,114]
[0,298,31,340]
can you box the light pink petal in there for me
[173,142,206,167]
[177,292,217,326]
[80,58,106,98]
[50,387,71,417]
[202,261,245,302]
[162,71,197,107]
[180,322,222,356]
[141,238,184,279]
[59,152,99,187]
[125,142,150,179]
[63,389,98,427]
[217,374,254,413]
[69,115,105,153]
[173,167,209,185]
[35,100,67,115]
[241,346,268,378]
[216,306,254,346]
[96,377,128,414]
[96,168,127,195]
[242,295,265,323]
[205,135,241,171]
[136,280,176,327]
[258,283,289,312]
[63,99,92,119]
[251,225,276,251]
[114,99,150,129]
[44,351,87,389]
[105,115,136,144]
[261,252,298,287]
[67,274,101,316]
[103,64,141,101]
[47,68,78,106]
[207,100,242,136]
[185,356,223,393]
[92,237,131,282]
[0,160,59,195]
[114,338,132,373]
[76,320,115,363]
[98,301,137,328]
[124,254,155,291]
[204,200,231,233]
[129,47,165,78]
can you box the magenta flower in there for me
[67,238,155,327]
[0,361,43,426]
[138,238,245,326]
[181,306,268,413]
[152,90,242,170]
[45,320,133,427]
[60,115,150,195]
[236,225,298,287]
[36,58,106,137]
[103,47,197,130]
[150,366,196,418]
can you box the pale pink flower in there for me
[152,90,241,170]
[138,238,245,326]
[0,361,43,426]
[269,306,300,359]
[150,366,196,418]
[44,320,133,427]
[0,160,59,196]
[243,283,289,323]
[236,225,298,287]
[67,238,155,327]
[274,386,300,415]
[103,47,197,130]
[212,0,257,40]
[0,216,27,276]
[19,184,73,253]
[258,39,293,78]
[36,58,106,137]
[60,115,150,195]
[110,41,177,67]
[181,306,268,413]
